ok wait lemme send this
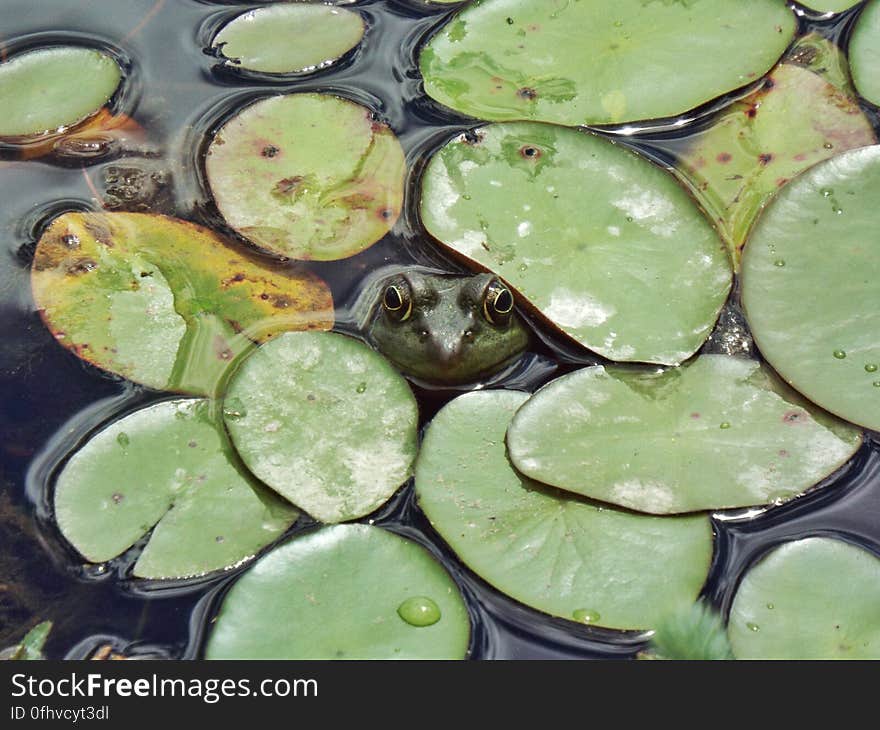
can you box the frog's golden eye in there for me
[483,280,515,326]
[382,283,412,321]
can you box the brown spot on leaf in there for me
[377,207,394,220]
[758,153,774,165]
[111,493,124,504]
[67,259,98,275]
[717,152,732,164]
[262,145,280,158]
[61,234,80,249]
[783,410,806,424]
[519,145,542,160]
[213,335,234,361]
[273,176,304,196]
[517,87,538,100]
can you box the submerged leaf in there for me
[728,537,880,659]
[741,145,880,431]
[507,355,861,514]
[676,54,875,265]
[213,4,365,74]
[205,93,405,261]
[0,46,121,138]
[31,211,333,395]
[223,332,419,523]
[415,390,713,631]
[205,525,470,659]
[54,399,298,580]
[420,122,731,365]
[644,602,733,661]
[420,0,795,126]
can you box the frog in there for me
[363,269,530,384]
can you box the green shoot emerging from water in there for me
[642,602,733,660]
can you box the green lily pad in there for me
[205,524,470,659]
[414,390,713,631]
[212,4,365,75]
[850,0,880,106]
[54,399,298,580]
[728,537,880,659]
[31,212,333,396]
[507,356,861,515]
[420,122,731,365]
[205,93,405,261]
[0,46,121,138]
[741,145,880,431]
[419,0,795,126]
[800,0,862,11]
[223,332,419,523]
[676,55,876,266]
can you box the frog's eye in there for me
[483,280,515,326]
[382,283,412,321]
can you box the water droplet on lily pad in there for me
[833,349,847,360]
[205,525,469,659]
[397,596,442,627]
[572,609,601,624]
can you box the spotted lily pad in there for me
[205,524,470,659]
[728,537,880,658]
[205,93,405,261]
[31,212,333,395]
[850,0,880,106]
[54,399,298,580]
[507,356,861,514]
[415,390,713,630]
[676,54,876,266]
[223,332,419,523]
[0,46,122,139]
[213,4,365,75]
[741,145,880,432]
[420,0,795,126]
[420,122,731,365]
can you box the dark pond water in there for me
[1,0,878,660]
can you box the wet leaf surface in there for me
[741,145,880,431]
[0,46,121,138]
[420,122,731,365]
[728,537,880,659]
[800,0,863,11]
[415,390,713,630]
[54,399,298,580]
[205,524,470,659]
[676,48,876,265]
[420,0,795,126]
[850,0,880,106]
[223,332,419,523]
[212,4,365,75]
[205,93,405,261]
[31,211,333,395]
[507,355,861,514]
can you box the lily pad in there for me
[419,0,795,126]
[676,56,876,266]
[850,0,880,107]
[507,356,861,515]
[741,145,880,431]
[223,332,419,523]
[420,122,731,365]
[414,390,713,630]
[31,211,333,395]
[205,524,470,659]
[728,537,880,659]
[212,4,365,75]
[799,0,862,12]
[205,93,405,261]
[0,46,122,138]
[54,399,298,580]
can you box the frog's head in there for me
[365,270,530,384]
